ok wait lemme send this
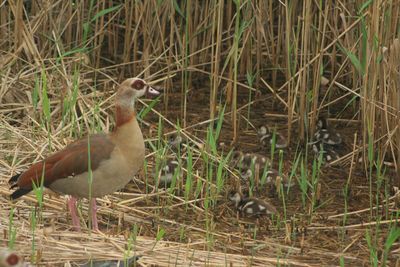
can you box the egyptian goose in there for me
[0,248,25,267]
[228,191,277,217]
[313,117,342,145]
[312,142,340,163]
[9,78,160,230]
[311,117,342,163]
[230,152,271,187]
[257,125,287,149]
[241,168,293,189]
[231,151,271,170]
[158,158,180,187]
[167,132,186,152]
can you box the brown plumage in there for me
[9,77,161,230]
[10,134,115,198]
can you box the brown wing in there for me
[10,134,115,199]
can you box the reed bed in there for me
[1,0,400,266]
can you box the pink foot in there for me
[67,196,81,231]
[90,198,99,231]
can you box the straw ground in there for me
[1,1,400,266]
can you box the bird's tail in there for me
[8,173,20,187]
[8,173,31,200]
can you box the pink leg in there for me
[90,198,99,231]
[67,196,81,231]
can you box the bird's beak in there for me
[146,86,161,98]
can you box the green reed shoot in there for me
[40,69,50,128]
[30,207,37,263]
[252,226,258,241]
[204,120,225,204]
[138,96,161,120]
[310,150,323,214]
[299,157,308,209]
[194,173,203,202]
[367,130,374,219]
[365,230,378,267]
[277,150,284,197]
[8,207,16,249]
[179,225,186,242]
[124,224,138,266]
[247,160,256,196]
[31,165,46,232]
[31,165,46,213]
[184,145,193,209]
[269,129,277,161]
[339,256,345,267]
[287,150,301,196]
[39,69,53,152]
[32,74,39,111]
[151,227,166,251]
[167,164,180,196]
[260,161,271,187]
[61,68,79,129]
[216,150,232,195]
[214,104,225,143]
[206,124,218,156]
[381,226,400,266]
[375,155,384,218]
[91,4,122,23]
[278,150,287,220]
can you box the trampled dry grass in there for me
[1,80,399,266]
[1,1,400,266]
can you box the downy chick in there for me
[228,191,277,217]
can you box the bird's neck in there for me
[113,102,144,148]
[115,104,136,128]
[112,105,145,165]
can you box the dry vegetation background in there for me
[1,0,400,266]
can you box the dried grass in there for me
[1,1,400,266]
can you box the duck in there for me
[9,78,161,230]
[312,141,340,163]
[228,191,277,217]
[241,168,293,189]
[313,117,342,145]
[310,117,342,163]
[158,158,180,187]
[231,151,271,170]
[230,152,272,187]
[257,125,287,149]
[167,132,185,151]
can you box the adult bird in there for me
[9,78,160,230]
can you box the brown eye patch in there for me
[131,79,145,90]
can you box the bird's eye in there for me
[131,79,145,90]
